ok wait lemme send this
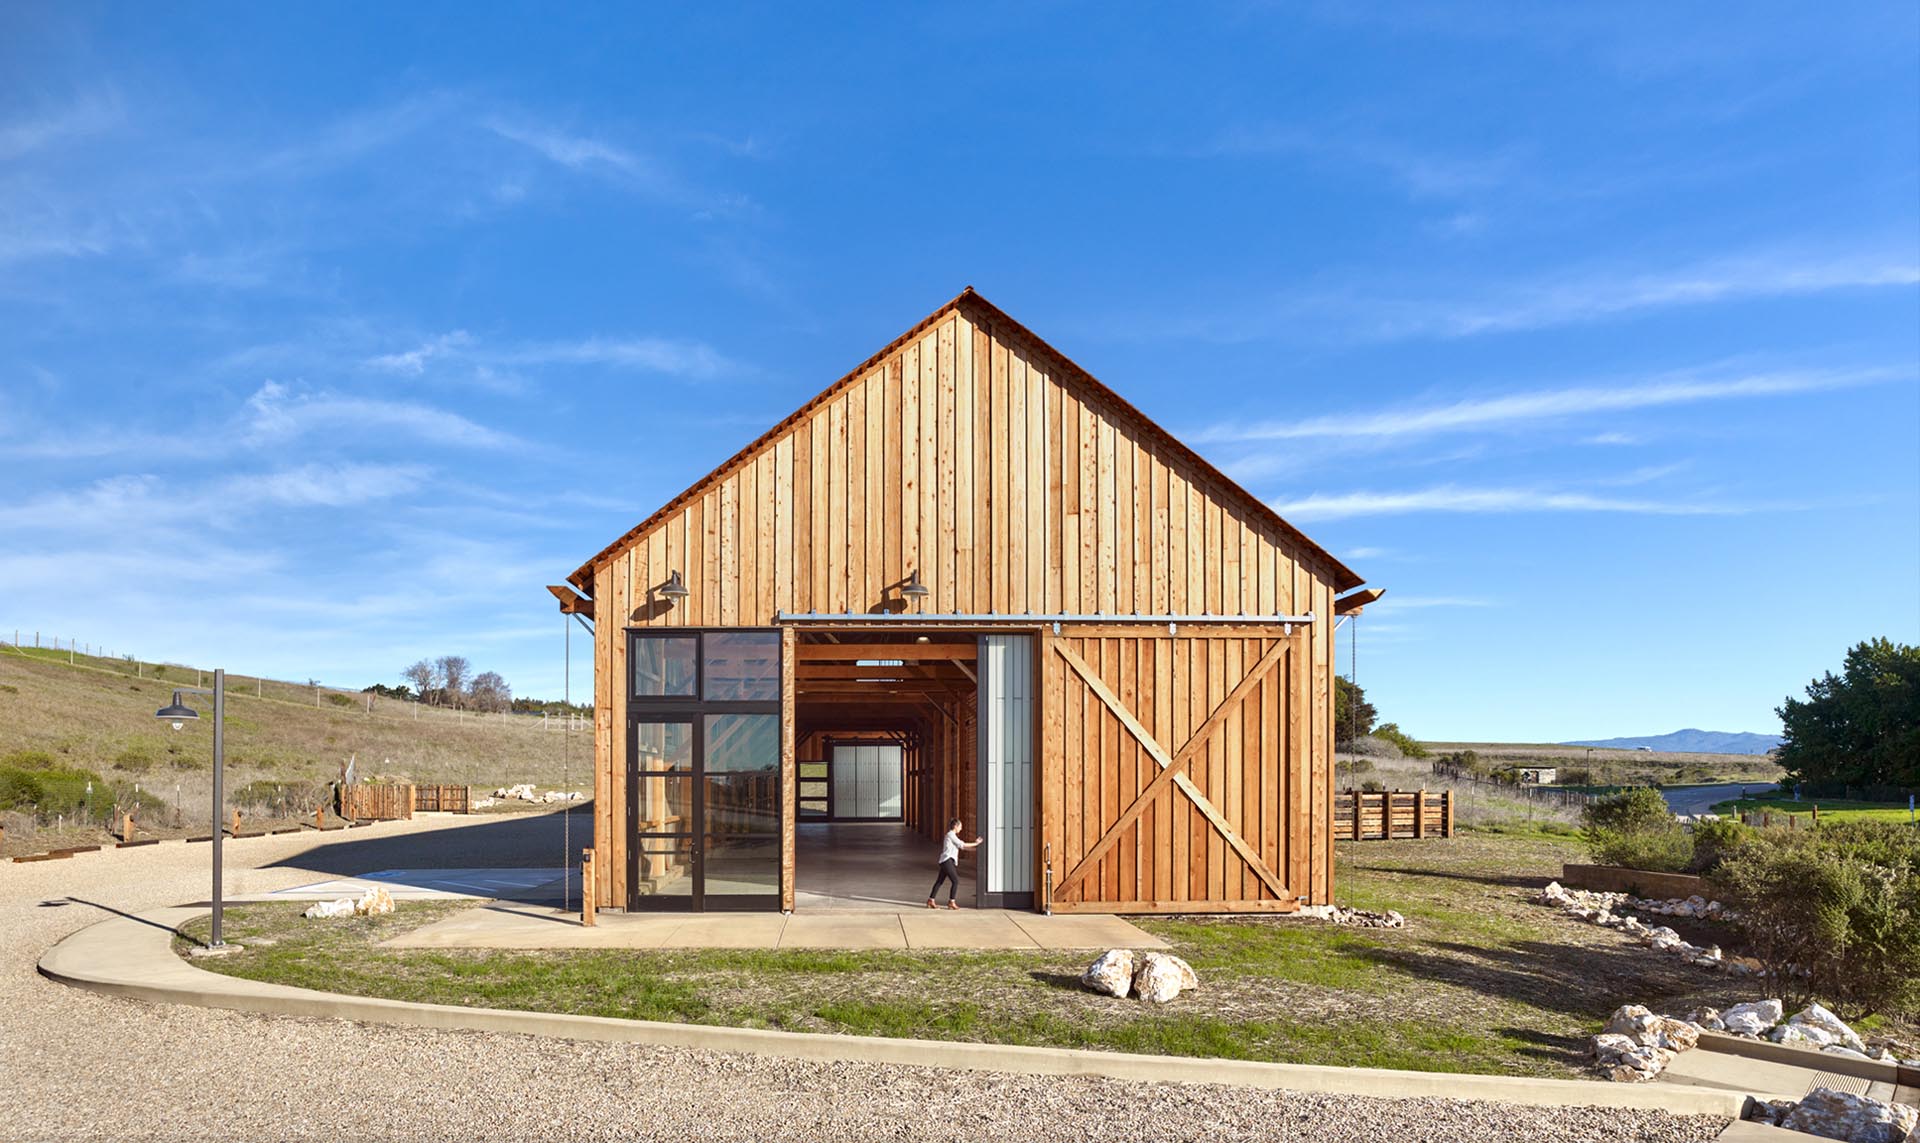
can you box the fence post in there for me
[1352,792,1363,841]
[581,849,597,927]
[1811,804,1819,829]
[1415,788,1426,839]
[1444,790,1454,837]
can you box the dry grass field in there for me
[1423,741,1784,787]
[0,643,587,850]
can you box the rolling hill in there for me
[1562,729,1781,755]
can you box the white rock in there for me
[1080,949,1136,998]
[1788,1003,1868,1055]
[354,886,395,916]
[1132,952,1198,1004]
[1779,1086,1918,1143]
[1722,999,1784,1036]
[303,897,355,919]
[1771,1023,1836,1048]
[1686,1007,1726,1032]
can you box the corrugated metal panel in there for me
[983,634,1034,893]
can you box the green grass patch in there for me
[1710,796,1916,825]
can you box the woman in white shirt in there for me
[928,817,982,909]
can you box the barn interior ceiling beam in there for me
[794,644,978,661]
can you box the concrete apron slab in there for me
[380,904,1170,951]
[40,907,1747,1117]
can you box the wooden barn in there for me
[552,288,1376,915]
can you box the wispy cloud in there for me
[1200,365,1905,443]
[366,331,475,375]
[1271,483,1766,522]
[482,116,751,216]
[0,92,123,160]
[1140,251,1920,345]
[1202,123,1512,198]
[365,330,736,380]
[1429,256,1920,338]
[243,382,521,450]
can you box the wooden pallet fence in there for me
[411,784,472,813]
[1335,789,1453,841]
[339,783,414,821]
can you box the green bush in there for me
[1372,723,1430,759]
[1687,818,1754,874]
[1712,826,1920,1020]
[326,692,356,708]
[1587,827,1694,873]
[1,748,58,771]
[1582,787,1692,871]
[0,761,110,820]
[0,769,45,811]
[113,745,157,773]
[1583,787,1673,834]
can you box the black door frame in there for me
[626,628,782,912]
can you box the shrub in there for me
[326,693,356,708]
[1,749,57,771]
[1359,778,1386,793]
[0,769,46,811]
[1712,827,1920,1020]
[1587,827,1694,873]
[113,745,157,773]
[1372,723,1430,759]
[1687,818,1754,874]
[1582,787,1673,834]
[1582,787,1691,871]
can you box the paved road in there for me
[1661,783,1758,817]
[1,812,1726,1142]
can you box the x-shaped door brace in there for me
[1052,637,1295,901]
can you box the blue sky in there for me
[2,4,1915,742]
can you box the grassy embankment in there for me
[178,827,1771,1079]
[0,643,584,853]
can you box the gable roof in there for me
[569,288,1364,595]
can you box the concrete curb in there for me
[39,907,1749,1116]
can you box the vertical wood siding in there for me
[584,298,1345,910]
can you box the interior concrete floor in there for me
[793,821,973,912]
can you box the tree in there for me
[1776,639,1920,793]
[468,671,512,713]
[435,655,471,708]
[1334,676,1377,746]
[402,660,437,703]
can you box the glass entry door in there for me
[628,630,782,911]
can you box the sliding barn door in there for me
[1041,626,1312,913]
[977,634,1035,909]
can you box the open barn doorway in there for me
[790,629,981,910]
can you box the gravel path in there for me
[0,812,1730,1142]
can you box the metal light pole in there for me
[156,670,227,947]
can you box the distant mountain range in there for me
[1562,729,1781,755]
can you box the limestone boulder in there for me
[1685,1007,1726,1032]
[302,898,355,919]
[1778,1087,1918,1143]
[1722,999,1784,1036]
[1773,1023,1837,1049]
[1081,949,1136,998]
[1789,1004,1868,1055]
[1590,1032,1674,1082]
[353,886,395,916]
[1132,952,1197,1004]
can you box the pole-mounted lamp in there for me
[156,671,228,950]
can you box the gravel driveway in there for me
[0,811,1729,1142]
